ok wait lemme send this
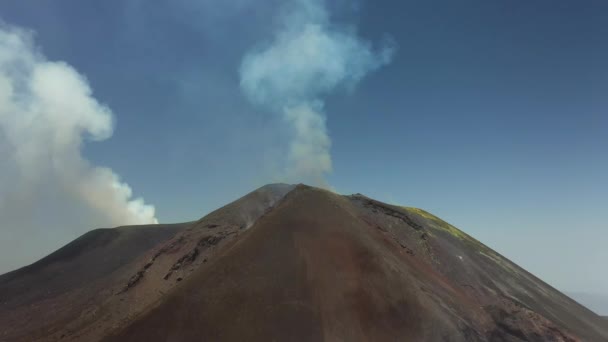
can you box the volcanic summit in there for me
[0,184,606,341]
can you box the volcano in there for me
[1,184,606,341]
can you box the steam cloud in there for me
[0,24,157,272]
[240,0,394,186]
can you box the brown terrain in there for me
[0,184,607,341]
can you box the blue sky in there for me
[0,0,606,301]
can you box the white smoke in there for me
[0,24,157,272]
[239,0,394,186]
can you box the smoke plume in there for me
[239,0,394,186]
[0,24,157,272]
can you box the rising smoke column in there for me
[0,24,157,272]
[239,0,394,186]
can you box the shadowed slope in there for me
[0,184,294,342]
[0,223,186,310]
[351,195,608,341]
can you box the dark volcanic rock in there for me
[1,184,606,342]
[0,223,186,305]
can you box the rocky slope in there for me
[1,184,606,341]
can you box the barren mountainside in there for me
[0,184,606,341]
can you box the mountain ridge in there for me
[566,291,608,316]
[1,184,606,341]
